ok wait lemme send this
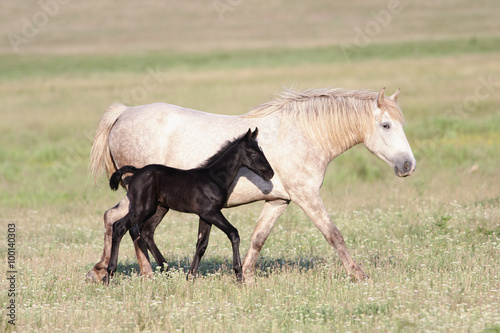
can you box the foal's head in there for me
[240,128,274,181]
[364,88,416,177]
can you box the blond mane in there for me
[243,88,404,153]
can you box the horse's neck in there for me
[205,146,242,190]
[329,140,364,162]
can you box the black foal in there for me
[105,128,274,283]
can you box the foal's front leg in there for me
[201,210,242,282]
[187,218,212,279]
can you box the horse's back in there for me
[109,103,251,170]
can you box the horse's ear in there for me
[389,88,400,102]
[377,88,385,108]
[251,128,259,139]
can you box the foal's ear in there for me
[245,128,252,140]
[251,128,259,138]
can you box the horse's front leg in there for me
[242,199,289,285]
[87,196,131,283]
[293,190,369,281]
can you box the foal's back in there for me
[127,164,224,214]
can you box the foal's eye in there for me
[382,123,391,130]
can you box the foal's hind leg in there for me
[106,206,158,282]
[139,206,169,272]
[187,218,212,279]
[87,196,130,283]
[106,212,141,281]
[129,224,153,277]
[200,210,242,282]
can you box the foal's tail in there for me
[109,166,139,191]
[89,103,128,185]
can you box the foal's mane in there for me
[243,88,404,153]
[196,131,248,169]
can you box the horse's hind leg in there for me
[138,206,169,272]
[187,218,212,279]
[87,196,130,283]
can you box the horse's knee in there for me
[325,227,346,249]
[251,230,268,252]
[105,197,130,225]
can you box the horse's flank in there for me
[243,88,405,155]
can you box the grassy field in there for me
[1,1,500,332]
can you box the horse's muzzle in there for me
[394,159,416,177]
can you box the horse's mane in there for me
[243,88,404,153]
[196,131,248,169]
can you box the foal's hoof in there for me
[102,273,112,285]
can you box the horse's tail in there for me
[109,166,139,191]
[89,103,128,185]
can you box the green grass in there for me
[1,1,500,331]
[1,36,499,80]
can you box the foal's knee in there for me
[112,222,129,243]
[228,229,240,245]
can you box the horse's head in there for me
[364,88,416,177]
[241,128,274,181]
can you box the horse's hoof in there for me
[86,269,99,283]
[350,268,370,282]
[242,272,256,286]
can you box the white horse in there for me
[87,87,416,284]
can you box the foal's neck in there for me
[205,143,244,190]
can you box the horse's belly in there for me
[225,169,289,207]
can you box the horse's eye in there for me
[382,123,391,129]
